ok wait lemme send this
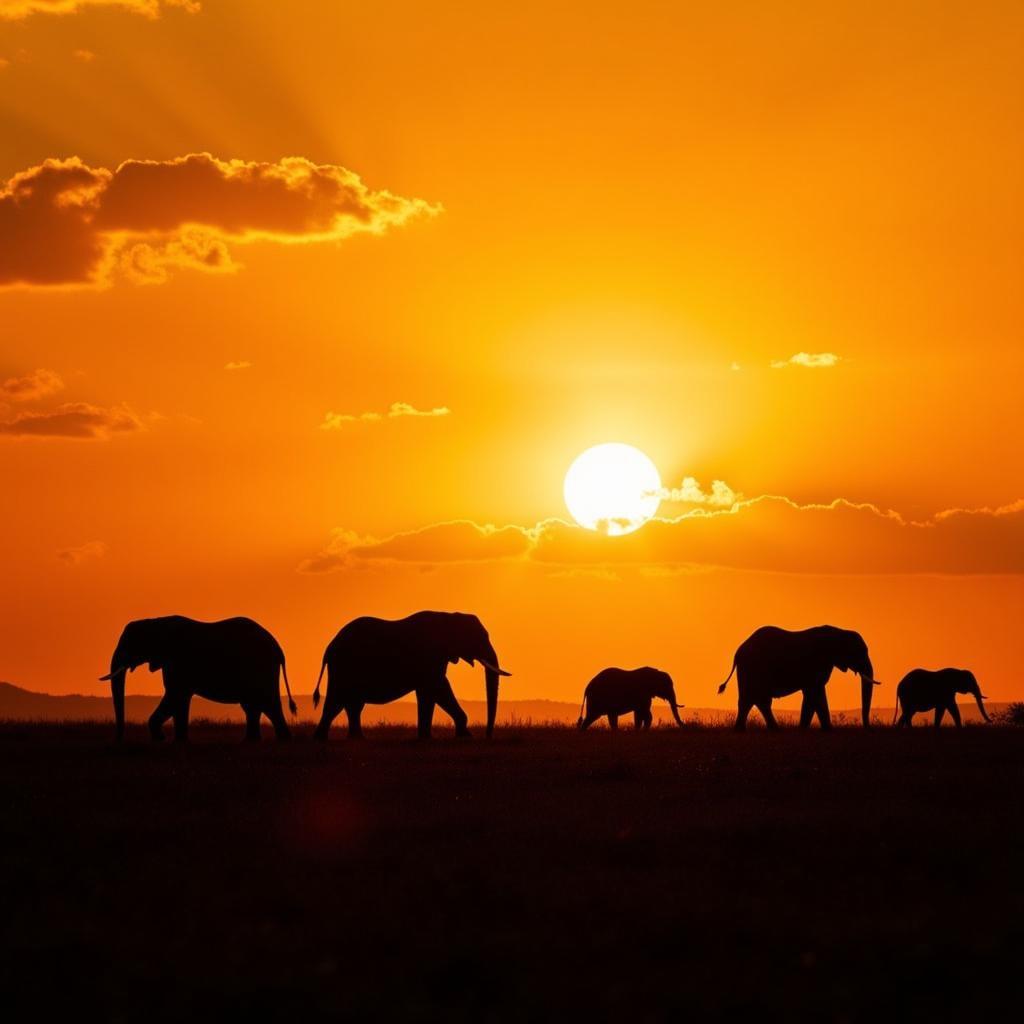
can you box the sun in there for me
[563,443,662,536]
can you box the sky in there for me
[1,1,1022,711]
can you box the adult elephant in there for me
[99,615,296,743]
[894,668,990,727]
[577,667,684,731]
[312,611,510,740]
[718,625,880,730]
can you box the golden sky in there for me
[2,1,1022,708]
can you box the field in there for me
[1,721,1022,1021]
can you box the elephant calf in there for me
[578,667,684,731]
[894,668,990,728]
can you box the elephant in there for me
[312,610,510,740]
[718,625,880,730]
[577,667,684,731]
[99,615,296,743]
[894,668,991,727]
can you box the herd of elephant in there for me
[98,612,991,742]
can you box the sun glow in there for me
[563,443,662,536]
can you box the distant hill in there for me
[0,681,585,725]
[0,681,1005,726]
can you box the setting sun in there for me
[563,443,662,536]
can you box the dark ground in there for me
[1,721,1022,1022]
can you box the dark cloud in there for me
[0,368,64,401]
[0,1,198,20]
[300,497,1024,576]
[0,402,142,439]
[0,154,438,288]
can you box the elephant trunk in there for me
[667,693,684,727]
[860,673,874,728]
[485,667,499,738]
[111,668,126,742]
[972,685,991,723]
[479,641,507,739]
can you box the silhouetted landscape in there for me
[3,2,1021,1020]
[2,719,1022,1020]
[0,682,1003,726]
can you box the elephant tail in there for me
[717,659,737,695]
[892,693,900,726]
[281,658,298,716]
[577,691,587,727]
[312,659,327,710]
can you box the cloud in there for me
[1,368,64,401]
[388,402,450,418]
[224,360,252,371]
[771,352,841,369]
[320,402,450,429]
[0,153,439,288]
[0,1,198,19]
[299,522,534,573]
[56,540,106,565]
[300,496,1024,576]
[72,49,96,61]
[0,402,142,439]
[655,477,738,507]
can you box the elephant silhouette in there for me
[718,625,880,730]
[312,610,510,740]
[577,667,684,730]
[99,615,295,742]
[894,668,990,727]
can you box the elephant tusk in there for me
[99,666,128,681]
[863,677,882,686]
[479,658,511,677]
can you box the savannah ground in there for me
[1,721,1022,1022]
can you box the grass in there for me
[997,701,1024,726]
[1,721,1022,1021]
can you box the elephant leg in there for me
[313,689,344,741]
[579,712,600,731]
[243,704,262,742]
[416,691,436,739]
[346,703,364,740]
[934,706,945,728]
[948,702,962,728]
[816,689,832,730]
[434,677,471,737]
[798,692,815,729]
[897,712,911,728]
[172,694,192,743]
[266,697,291,741]
[734,697,753,732]
[148,694,174,742]
[757,701,779,730]
[643,711,652,730]
[633,710,643,730]
[607,714,619,730]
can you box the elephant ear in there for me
[419,614,462,668]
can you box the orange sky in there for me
[2,1,1022,710]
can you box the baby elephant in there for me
[578,667,684,731]
[894,668,991,728]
